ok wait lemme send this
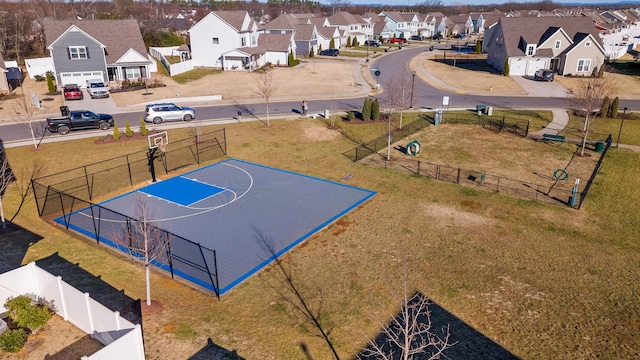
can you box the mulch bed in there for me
[94,130,159,144]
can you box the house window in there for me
[212,37,219,45]
[585,41,591,47]
[577,59,591,72]
[555,40,561,49]
[252,35,256,45]
[125,67,141,80]
[527,45,535,56]
[69,46,88,59]
[241,37,246,47]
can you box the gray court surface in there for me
[63,158,375,296]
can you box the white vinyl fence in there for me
[149,46,194,76]
[0,262,145,360]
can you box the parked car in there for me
[432,34,442,40]
[534,69,555,82]
[389,37,407,44]
[85,79,110,99]
[144,103,196,124]
[410,35,424,41]
[63,84,83,101]
[319,48,340,56]
[46,110,113,135]
[364,40,381,47]
[455,33,467,39]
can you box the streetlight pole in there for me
[616,106,628,148]
[409,71,416,108]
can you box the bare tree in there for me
[384,69,412,131]
[11,86,47,149]
[360,256,455,360]
[113,195,170,306]
[254,69,277,127]
[0,147,15,229]
[569,76,616,156]
[9,159,45,223]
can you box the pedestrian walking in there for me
[301,99,308,115]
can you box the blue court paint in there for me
[139,176,224,206]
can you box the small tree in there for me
[352,37,358,47]
[288,49,295,67]
[600,96,611,118]
[254,70,277,127]
[46,71,56,93]
[346,36,352,47]
[0,329,28,353]
[0,148,15,229]
[475,39,481,53]
[112,122,121,140]
[503,59,510,76]
[597,64,605,78]
[318,44,323,53]
[569,77,616,156]
[609,96,620,118]
[362,97,372,121]
[124,119,134,137]
[139,116,149,136]
[5,295,52,335]
[309,47,315,57]
[329,38,335,49]
[113,195,170,307]
[371,98,381,121]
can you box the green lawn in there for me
[172,68,222,83]
[2,111,639,359]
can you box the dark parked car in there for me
[455,33,467,39]
[534,69,555,82]
[410,35,424,41]
[319,48,340,56]
[364,40,381,47]
[63,84,83,101]
[389,37,407,44]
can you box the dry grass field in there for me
[2,114,640,359]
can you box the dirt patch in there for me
[300,121,341,141]
[422,203,493,228]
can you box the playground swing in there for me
[406,140,421,156]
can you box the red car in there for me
[389,37,407,44]
[63,84,84,101]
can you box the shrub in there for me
[140,117,149,136]
[352,37,358,47]
[124,119,134,137]
[597,65,604,78]
[475,39,482,53]
[34,74,45,82]
[503,60,510,76]
[113,123,121,140]
[346,111,355,121]
[329,39,335,49]
[5,295,52,334]
[601,96,611,118]
[318,44,322,53]
[0,328,28,353]
[609,96,619,118]
[371,98,381,121]
[346,36,352,48]
[46,71,56,93]
[288,50,295,67]
[362,98,372,121]
[309,47,314,57]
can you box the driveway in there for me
[65,94,119,114]
[511,76,569,97]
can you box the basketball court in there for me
[55,158,376,296]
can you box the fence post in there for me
[457,168,461,183]
[526,119,530,137]
[497,177,500,191]
[126,154,133,186]
[417,160,421,175]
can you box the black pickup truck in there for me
[46,110,114,135]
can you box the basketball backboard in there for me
[148,131,169,150]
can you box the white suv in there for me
[144,103,196,124]
[85,79,110,98]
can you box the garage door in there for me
[527,59,546,76]
[509,59,527,76]
[60,71,104,88]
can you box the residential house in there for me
[587,8,640,59]
[189,11,261,70]
[449,15,474,36]
[379,11,419,39]
[0,50,8,93]
[417,13,436,38]
[429,12,451,37]
[485,17,607,77]
[328,12,372,45]
[44,19,152,88]
[261,14,318,56]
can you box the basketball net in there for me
[157,141,166,154]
